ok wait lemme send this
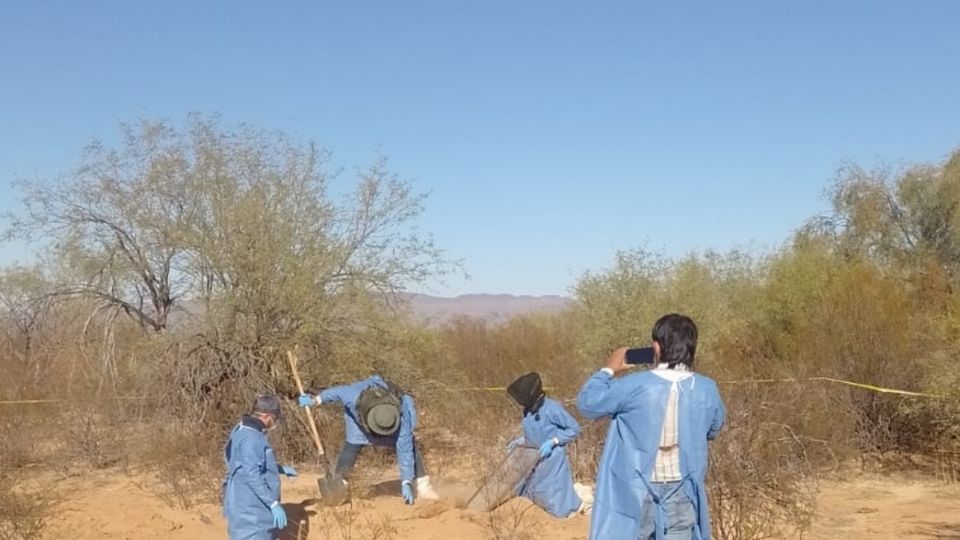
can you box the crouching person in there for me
[298,375,439,504]
[506,372,591,518]
[223,395,299,540]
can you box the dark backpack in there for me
[356,380,404,434]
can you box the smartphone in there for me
[625,347,655,365]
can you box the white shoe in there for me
[574,482,594,515]
[416,476,440,500]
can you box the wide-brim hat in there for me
[366,403,400,436]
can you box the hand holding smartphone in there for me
[625,347,655,365]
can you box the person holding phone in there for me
[577,314,726,540]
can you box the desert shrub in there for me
[313,500,398,540]
[0,474,50,540]
[0,413,43,470]
[65,411,125,469]
[571,249,823,539]
[135,419,224,509]
[485,500,541,540]
[565,232,960,536]
[706,386,823,540]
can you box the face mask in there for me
[261,415,278,431]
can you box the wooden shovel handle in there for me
[287,350,326,458]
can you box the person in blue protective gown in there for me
[298,375,439,504]
[505,371,587,518]
[223,395,299,540]
[577,314,725,540]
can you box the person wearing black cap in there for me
[506,372,589,518]
[222,395,299,540]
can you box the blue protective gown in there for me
[514,397,583,518]
[223,417,282,540]
[577,370,725,540]
[320,375,418,482]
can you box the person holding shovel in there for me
[222,394,299,540]
[506,371,591,518]
[297,375,439,504]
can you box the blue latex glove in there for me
[539,438,557,458]
[270,503,287,529]
[401,481,415,505]
[297,394,316,407]
[506,437,524,452]
[278,464,298,477]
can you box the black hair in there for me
[651,313,698,369]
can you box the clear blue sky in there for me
[2,1,958,296]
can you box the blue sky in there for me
[1,1,958,296]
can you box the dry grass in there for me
[0,473,51,540]
[0,416,39,470]
[484,500,541,540]
[135,420,225,509]
[313,500,398,540]
[64,412,126,470]
[933,446,960,484]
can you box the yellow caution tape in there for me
[466,386,560,392]
[468,378,945,399]
[0,396,151,405]
[721,376,945,398]
[0,378,945,405]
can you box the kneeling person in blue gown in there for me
[506,372,592,518]
[298,375,439,504]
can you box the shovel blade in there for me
[317,472,349,506]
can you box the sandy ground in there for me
[31,468,960,539]
[805,474,960,540]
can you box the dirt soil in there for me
[805,474,960,539]
[32,469,960,539]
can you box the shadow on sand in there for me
[280,498,318,540]
[365,478,404,499]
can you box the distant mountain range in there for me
[171,293,572,328]
[405,293,571,324]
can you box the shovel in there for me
[287,350,349,506]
